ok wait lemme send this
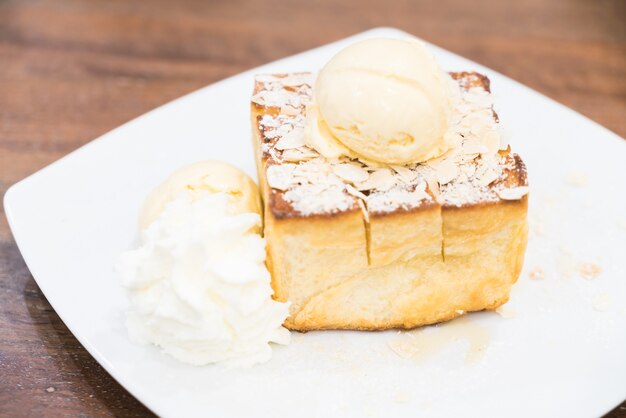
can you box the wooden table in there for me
[1,0,624,416]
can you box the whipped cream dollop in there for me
[307,38,458,165]
[117,162,289,367]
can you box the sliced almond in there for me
[359,158,386,170]
[281,147,318,162]
[460,163,477,178]
[273,123,295,139]
[266,164,297,191]
[462,139,488,155]
[426,175,440,197]
[461,153,480,163]
[274,128,306,150]
[250,91,269,106]
[444,131,463,149]
[280,74,311,87]
[292,158,332,184]
[412,181,430,201]
[436,159,460,185]
[497,186,529,200]
[464,89,492,106]
[427,146,461,167]
[469,113,496,136]
[259,113,276,126]
[345,183,368,201]
[332,163,370,184]
[251,89,293,108]
[425,154,445,170]
[390,164,418,183]
[357,168,397,191]
[476,168,500,186]
[482,129,501,155]
[281,105,301,116]
[288,94,303,109]
[498,126,511,150]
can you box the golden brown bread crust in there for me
[252,72,529,331]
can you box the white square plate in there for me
[5,28,626,418]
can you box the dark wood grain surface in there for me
[1,0,625,416]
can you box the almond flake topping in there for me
[281,147,319,163]
[254,72,527,216]
[332,163,370,184]
[274,128,306,150]
[497,186,529,200]
[356,168,396,191]
[266,164,296,191]
[390,164,419,183]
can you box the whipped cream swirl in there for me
[117,191,290,367]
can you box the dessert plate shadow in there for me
[4,27,626,418]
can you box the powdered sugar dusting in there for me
[266,158,356,216]
[368,182,432,214]
[284,184,354,216]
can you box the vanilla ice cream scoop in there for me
[312,38,455,164]
[139,160,261,230]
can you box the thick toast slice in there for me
[251,72,528,331]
